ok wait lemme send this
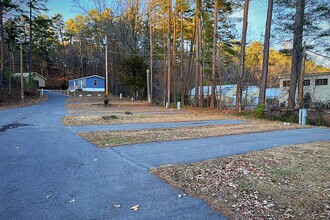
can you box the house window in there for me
[303,80,310,86]
[315,79,328,86]
[94,79,98,86]
[283,80,290,87]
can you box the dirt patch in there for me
[150,141,330,219]
[79,121,305,147]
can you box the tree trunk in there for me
[29,0,33,77]
[219,70,222,109]
[180,3,185,105]
[259,0,273,106]
[194,8,199,107]
[167,0,172,106]
[0,6,4,92]
[211,0,218,108]
[195,0,203,107]
[198,6,203,108]
[288,0,305,109]
[20,42,24,102]
[148,0,153,102]
[163,21,167,106]
[236,0,249,112]
[172,12,177,103]
[298,41,306,108]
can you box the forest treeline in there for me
[0,0,329,109]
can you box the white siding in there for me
[279,73,330,106]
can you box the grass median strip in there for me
[150,141,330,219]
[78,121,304,148]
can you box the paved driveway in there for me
[1,93,330,219]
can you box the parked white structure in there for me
[13,72,47,88]
[190,85,280,107]
[279,72,330,106]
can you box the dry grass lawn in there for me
[150,141,330,219]
[63,112,232,126]
[67,96,309,147]
[64,96,238,126]
[79,121,304,147]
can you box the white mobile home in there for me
[190,85,280,107]
[13,72,47,88]
[279,72,330,106]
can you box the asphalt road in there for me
[1,93,330,220]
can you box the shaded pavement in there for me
[1,93,329,219]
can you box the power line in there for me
[307,50,330,59]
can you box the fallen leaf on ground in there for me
[131,205,140,211]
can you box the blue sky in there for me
[46,1,329,67]
[47,0,80,21]
[47,0,268,41]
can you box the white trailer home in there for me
[279,72,330,106]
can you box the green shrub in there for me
[281,114,298,123]
[254,104,266,119]
[125,111,133,115]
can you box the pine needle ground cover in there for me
[79,121,302,147]
[150,141,330,219]
[63,112,230,126]
[64,96,236,126]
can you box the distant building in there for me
[190,85,280,107]
[13,72,47,88]
[68,75,105,92]
[279,72,330,106]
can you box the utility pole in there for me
[147,69,151,102]
[20,42,24,102]
[105,35,108,97]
